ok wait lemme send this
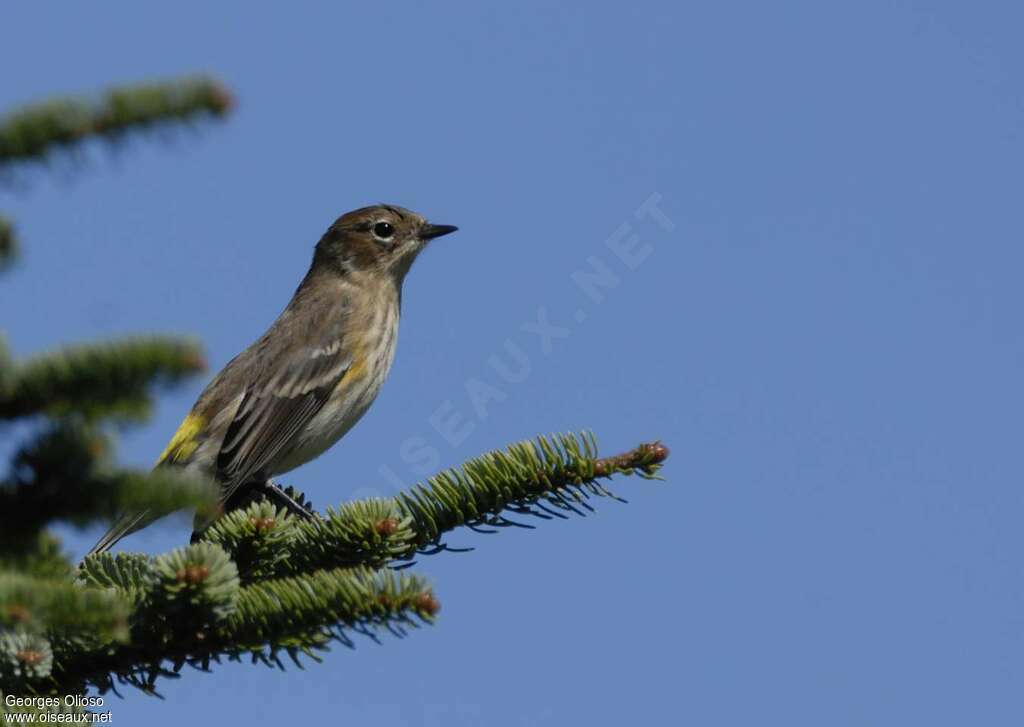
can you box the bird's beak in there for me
[420,224,459,241]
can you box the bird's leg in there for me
[257,479,319,520]
[191,479,318,543]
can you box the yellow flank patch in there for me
[344,357,368,383]
[336,342,370,390]
[157,413,205,465]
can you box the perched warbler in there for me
[87,204,458,555]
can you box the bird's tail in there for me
[83,509,157,560]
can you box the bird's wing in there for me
[214,338,352,502]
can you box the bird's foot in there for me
[259,479,320,520]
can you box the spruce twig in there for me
[1,421,218,551]
[0,337,205,421]
[43,434,668,695]
[205,433,670,577]
[54,553,435,694]
[0,77,233,167]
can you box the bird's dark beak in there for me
[420,224,458,240]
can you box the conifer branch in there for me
[0,337,205,421]
[0,77,233,167]
[1,422,217,550]
[0,572,129,645]
[203,433,670,578]
[0,534,70,582]
[46,433,666,695]
[224,566,436,653]
[49,550,434,694]
[0,631,54,690]
[396,434,668,550]
[7,434,667,696]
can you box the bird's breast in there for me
[271,292,400,475]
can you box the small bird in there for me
[87,204,458,556]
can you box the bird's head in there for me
[313,204,458,281]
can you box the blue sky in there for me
[3,1,1023,724]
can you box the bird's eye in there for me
[373,222,395,239]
